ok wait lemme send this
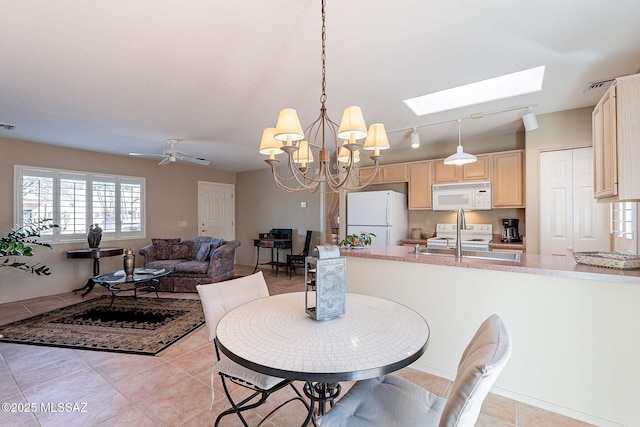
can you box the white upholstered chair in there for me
[196,272,308,427]
[317,314,512,427]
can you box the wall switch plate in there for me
[300,202,307,208]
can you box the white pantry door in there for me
[539,147,609,256]
[198,182,235,240]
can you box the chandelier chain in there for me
[320,0,327,103]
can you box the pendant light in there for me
[444,119,477,166]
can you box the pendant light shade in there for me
[444,119,477,166]
[410,128,420,149]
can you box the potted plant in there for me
[338,232,376,248]
[1,219,58,275]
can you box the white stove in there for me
[426,223,493,252]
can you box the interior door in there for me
[198,182,235,240]
[539,148,609,256]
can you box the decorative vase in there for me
[123,248,135,278]
[87,224,102,250]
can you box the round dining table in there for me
[215,292,430,425]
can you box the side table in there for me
[67,247,124,296]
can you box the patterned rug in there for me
[0,296,205,355]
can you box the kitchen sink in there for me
[415,247,521,262]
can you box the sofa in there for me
[139,236,241,292]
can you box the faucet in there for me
[455,208,466,260]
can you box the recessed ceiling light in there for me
[404,65,545,116]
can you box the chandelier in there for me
[259,0,389,192]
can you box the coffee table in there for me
[92,268,171,308]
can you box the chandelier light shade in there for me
[363,123,390,157]
[444,119,477,166]
[337,106,368,142]
[274,108,305,144]
[258,0,387,192]
[258,127,283,159]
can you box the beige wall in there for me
[0,137,235,303]
[524,107,593,254]
[235,166,323,266]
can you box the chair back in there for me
[196,272,270,342]
[440,314,512,427]
[302,230,313,255]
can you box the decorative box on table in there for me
[305,244,346,321]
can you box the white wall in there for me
[345,256,639,427]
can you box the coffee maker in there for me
[501,219,522,242]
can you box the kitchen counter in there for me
[401,235,526,252]
[340,245,640,284]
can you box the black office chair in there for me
[288,230,313,278]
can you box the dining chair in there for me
[196,272,308,427]
[317,314,512,427]
[288,230,313,278]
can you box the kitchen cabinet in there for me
[492,150,524,208]
[408,161,433,210]
[433,155,490,184]
[359,163,408,185]
[592,73,640,202]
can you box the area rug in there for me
[0,296,205,355]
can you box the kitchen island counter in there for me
[340,245,640,284]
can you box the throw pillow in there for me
[195,242,211,261]
[152,238,180,260]
[171,241,194,260]
[208,239,225,259]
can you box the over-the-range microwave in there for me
[432,181,492,211]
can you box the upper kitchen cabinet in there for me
[492,150,525,208]
[592,73,640,202]
[359,163,409,185]
[408,161,433,210]
[433,154,490,184]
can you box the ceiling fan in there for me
[129,139,210,166]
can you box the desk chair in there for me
[197,272,308,426]
[317,314,512,427]
[288,230,313,278]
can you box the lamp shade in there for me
[274,108,304,143]
[337,106,368,141]
[363,123,390,155]
[292,140,314,164]
[522,112,539,132]
[259,127,283,157]
[338,141,361,164]
[444,145,477,165]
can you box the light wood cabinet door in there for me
[492,150,524,208]
[359,164,408,186]
[462,155,490,181]
[379,164,409,183]
[408,161,433,210]
[434,160,460,183]
[592,84,618,198]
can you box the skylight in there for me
[404,65,545,116]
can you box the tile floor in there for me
[0,265,595,427]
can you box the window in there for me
[611,202,638,254]
[15,166,145,243]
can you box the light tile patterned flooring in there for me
[0,265,595,427]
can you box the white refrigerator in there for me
[347,190,408,246]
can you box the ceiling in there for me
[1,0,640,172]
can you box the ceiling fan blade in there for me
[176,156,210,165]
[158,157,171,166]
[129,152,166,158]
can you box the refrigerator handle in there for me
[386,193,391,226]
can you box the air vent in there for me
[0,123,16,130]
[584,78,615,92]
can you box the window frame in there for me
[14,165,146,244]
